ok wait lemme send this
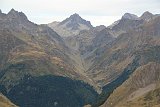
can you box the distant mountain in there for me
[107,13,144,37]
[60,13,92,29]
[140,11,154,21]
[122,13,139,20]
[140,11,160,21]
[7,9,28,20]
[108,11,160,37]
[48,13,93,37]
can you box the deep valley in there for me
[0,9,160,107]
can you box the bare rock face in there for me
[107,13,144,37]
[107,11,160,38]
[122,13,139,20]
[94,25,106,31]
[140,11,154,21]
[60,13,92,30]
[48,13,93,37]
[7,9,28,20]
[140,11,160,22]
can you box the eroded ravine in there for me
[64,38,102,93]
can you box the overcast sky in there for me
[1,0,160,26]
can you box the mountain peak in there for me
[68,13,84,22]
[122,13,139,20]
[59,13,93,30]
[49,13,93,37]
[7,9,28,20]
[140,11,153,21]
[67,13,83,22]
[8,8,18,15]
[70,13,80,17]
[142,11,153,16]
[10,8,16,12]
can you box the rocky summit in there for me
[0,9,160,107]
[48,13,93,37]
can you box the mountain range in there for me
[0,9,160,107]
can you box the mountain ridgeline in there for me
[0,9,160,107]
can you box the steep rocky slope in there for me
[0,9,77,87]
[85,12,160,87]
[64,26,115,91]
[49,12,160,104]
[1,9,160,107]
[107,13,144,37]
[48,13,93,37]
[140,11,160,21]
[96,14,160,107]
[0,9,98,107]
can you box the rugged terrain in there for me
[0,9,160,107]
[0,9,98,107]
[98,12,160,107]
[48,13,93,37]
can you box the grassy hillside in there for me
[101,61,160,107]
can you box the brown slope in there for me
[64,26,115,91]
[97,16,160,107]
[0,93,18,107]
[101,62,160,107]
[88,15,160,87]
[0,9,96,92]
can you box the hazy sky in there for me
[1,0,160,26]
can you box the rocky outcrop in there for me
[122,13,139,20]
[48,13,93,37]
